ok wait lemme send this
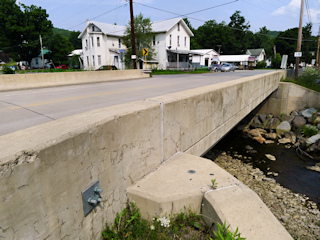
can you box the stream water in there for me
[205,126,320,205]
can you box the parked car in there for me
[207,64,220,72]
[55,65,68,69]
[96,65,118,70]
[220,63,237,72]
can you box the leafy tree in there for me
[274,23,316,65]
[123,13,154,68]
[183,18,197,49]
[46,34,73,65]
[272,53,282,68]
[227,11,251,54]
[68,31,82,49]
[251,27,274,57]
[0,1,53,64]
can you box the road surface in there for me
[0,70,274,136]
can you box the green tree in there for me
[227,11,252,54]
[272,53,282,68]
[46,34,73,65]
[251,27,274,58]
[0,1,53,63]
[68,31,82,49]
[123,13,154,68]
[274,23,316,65]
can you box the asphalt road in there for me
[0,70,274,136]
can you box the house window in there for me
[184,37,187,47]
[91,37,94,47]
[87,56,89,66]
[178,23,180,31]
[177,36,180,46]
[92,55,95,66]
[97,37,100,47]
[119,39,121,48]
[153,36,156,46]
[98,55,101,65]
[92,26,95,32]
[35,58,38,65]
[86,39,88,47]
[169,35,172,46]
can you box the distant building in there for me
[30,49,51,69]
[246,48,266,65]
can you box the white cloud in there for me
[272,0,301,16]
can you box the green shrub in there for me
[2,66,15,74]
[255,61,266,69]
[210,221,246,240]
[301,124,318,137]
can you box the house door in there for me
[114,56,119,69]
[205,59,209,66]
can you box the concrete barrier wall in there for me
[257,82,320,117]
[0,69,149,91]
[149,70,285,158]
[0,71,284,239]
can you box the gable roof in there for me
[190,49,219,55]
[246,48,265,57]
[79,17,193,38]
[78,21,126,38]
[151,18,194,36]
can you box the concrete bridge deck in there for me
[0,71,287,239]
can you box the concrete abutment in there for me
[0,71,291,239]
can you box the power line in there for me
[135,1,316,42]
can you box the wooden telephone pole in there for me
[316,27,320,70]
[295,0,305,79]
[129,0,137,69]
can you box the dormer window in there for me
[92,26,95,31]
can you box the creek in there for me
[204,125,320,205]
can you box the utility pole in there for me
[39,35,44,69]
[316,26,320,70]
[129,0,137,69]
[295,0,305,79]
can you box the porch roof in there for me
[167,49,200,55]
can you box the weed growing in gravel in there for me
[102,202,246,240]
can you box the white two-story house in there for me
[79,17,194,70]
[79,20,126,70]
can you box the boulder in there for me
[280,115,294,123]
[265,154,276,161]
[278,138,291,144]
[269,118,281,130]
[253,136,266,144]
[284,131,297,144]
[276,121,291,135]
[290,110,299,116]
[293,116,307,128]
[265,132,277,140]
[264,140,275,144]
[302,108,317,118]
[258,114,267,123]
[307,134,320,145]
[251,116,263,128]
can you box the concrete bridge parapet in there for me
[0,71,285,239]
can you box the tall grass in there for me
[283,68,320,92]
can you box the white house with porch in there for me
[190,49,220,68]
[78,17,194,70]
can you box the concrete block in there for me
[127,153,242,220]
[203,185,293,240]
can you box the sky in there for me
[18,0,320,36]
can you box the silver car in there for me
[220,63,237,72]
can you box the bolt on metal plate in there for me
[81,180,102,216]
